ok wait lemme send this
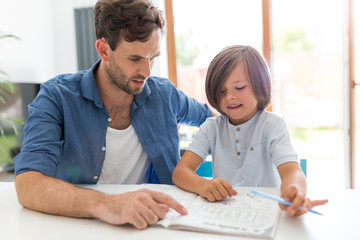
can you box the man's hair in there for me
[205,45,272,115]
[94,0,166,50]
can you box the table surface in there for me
[1,182,359,240]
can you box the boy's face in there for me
[219,63,258,125]
[104,29,162,95]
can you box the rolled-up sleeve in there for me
[187,119,214,162]
[268,119,298,167]
[14,83,64,177]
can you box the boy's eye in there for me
[236,86,245,90]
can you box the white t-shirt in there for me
[98,125,150,184]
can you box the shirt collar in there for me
[228,110,262,129]
[133,78,151,108]
[80,59,104,108]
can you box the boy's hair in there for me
[205,45,272,115]
[94,0,166,51]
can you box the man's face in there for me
[105,29,162,95]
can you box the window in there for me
[167,0,355,188]
[271,0,345,189]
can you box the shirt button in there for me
[236,127,240,131]
[250,147,254,151]
[101,147,106,151]
[236,139,239,143]
[237,152,241,156]
[93,176,98,180]
[108,118,112,122]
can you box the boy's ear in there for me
[95,38,110,62]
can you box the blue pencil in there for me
[251,189,323,216]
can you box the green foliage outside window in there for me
[0,32,23,166]
[274,27,314,52]
[175,33,199,66]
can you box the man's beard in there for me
[105,60,146,95]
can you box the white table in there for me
[1,182,359,240]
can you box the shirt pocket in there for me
[242,141,268,177]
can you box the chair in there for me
[195,160,213,178]
[196,158,307,178]
[300,158,307,177]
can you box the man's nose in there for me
[139,60,151,78]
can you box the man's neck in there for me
[94,62,134,130]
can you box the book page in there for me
[158,187,281,239]
[141,184,199,221]
[140,184,198,205]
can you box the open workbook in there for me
[142,185,281,239]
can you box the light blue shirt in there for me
[187,110,298,187]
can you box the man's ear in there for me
[95,38,110,62]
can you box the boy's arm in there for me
[277,162,328,216]
[278,162,307,194]
[172,151,205,193]
[172,151,236,201]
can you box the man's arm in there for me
[15,171,187,229]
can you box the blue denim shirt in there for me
[14,60,211,184]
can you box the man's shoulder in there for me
[41,70,87,92]
[144,76,178,101]
[146,76,175,89]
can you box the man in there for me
[14,0,212,230]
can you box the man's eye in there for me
[130,58,140,62]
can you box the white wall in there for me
[0,0,168,84]
[0,0,57,83]
[52,0,98,76]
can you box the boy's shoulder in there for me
[256,110,287,134]
[199,115,229,131]
[258,110,284,122]
[204,114,228,124]
[200,111,285,129]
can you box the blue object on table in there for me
[196,161,213,177]
[300,158,307,177]
[251,189,323,215]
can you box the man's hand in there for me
[94,188,188,229]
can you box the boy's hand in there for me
[199,178,237,202]
[280,185,328,216]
